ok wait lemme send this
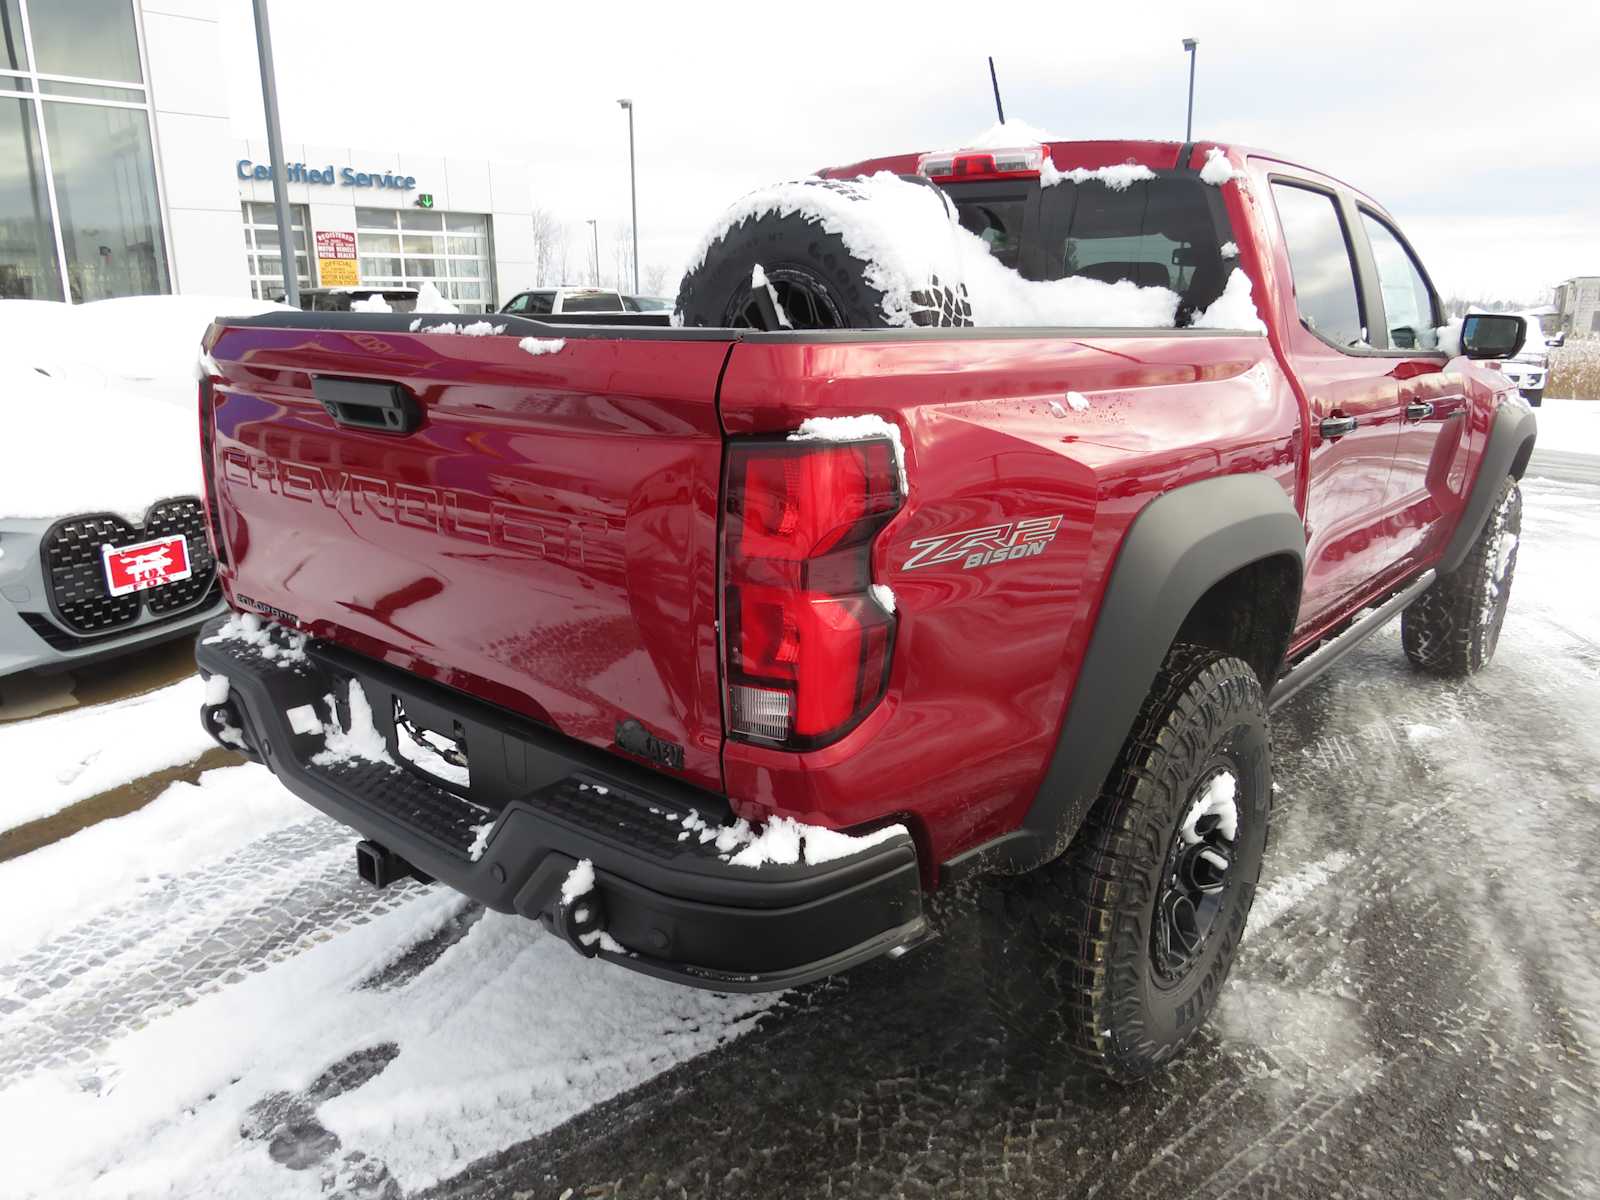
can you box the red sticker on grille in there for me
[101,534,192,597]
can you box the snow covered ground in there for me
[0,411,1596,1198]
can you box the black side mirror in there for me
[1460,313,1525,360]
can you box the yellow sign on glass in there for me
[318,258,358,287]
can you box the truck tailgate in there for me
[203,317,734,792]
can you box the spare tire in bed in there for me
[675,176,973,331]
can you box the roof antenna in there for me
[988,56,1006,125]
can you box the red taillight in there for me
[723,437,902,748]
[917,145,1044,182]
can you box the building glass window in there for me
[0,0,171,303]
[2,0,27,71]
[355,207,494,312]
[241,202,309,300]
[28,0,142,83]
[44,99,168,301]
[0,95,61,299]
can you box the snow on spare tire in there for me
[676,174,974,330]
[675,170,1210,332]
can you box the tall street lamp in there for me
[586,218,599,287]
[618,99,639,294]
[252,0,298,306]
[1183,37,1198,142]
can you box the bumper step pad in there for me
[196,615,925,991]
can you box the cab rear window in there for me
[1050,177,1232,317]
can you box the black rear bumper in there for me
[194,616,924,992]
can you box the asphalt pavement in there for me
[3,452,1597,1199]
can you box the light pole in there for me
[586,218,599,287]
[252,0,298,306]
[1182,38,1198,142]
[618,98,639,294]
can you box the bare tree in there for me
[530,208,566,287]
[611,225,635,294]
[643,262,671,297]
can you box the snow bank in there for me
[0,294,290,521]
[0,675,220,836]
[1192,268,1268,333]
[349,292,391,313]
[0,364,202,522]
[0,295,288,408]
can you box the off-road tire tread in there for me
[988,643,1268,1081]
[1401,475,1522,676]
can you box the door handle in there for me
[312,376,421,435]
[1406,401,1435,421]
[1319,414,1359,439]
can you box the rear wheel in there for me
[984,643,1271,1080]
[1402,475,1522,676]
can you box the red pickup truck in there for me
[194,138,1534,1080]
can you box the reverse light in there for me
[723,437,903,748]
[917,145,1045,181]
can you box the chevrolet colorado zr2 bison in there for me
[192,136,1535,1080]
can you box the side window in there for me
[1359,213,1439,351]
[504,293,531,314]
[523,291,555,315]
[1270,183,1365,348]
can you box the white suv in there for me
[1497,312,1549,406]
[500,287,669,317]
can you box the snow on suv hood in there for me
[0,296,291,521]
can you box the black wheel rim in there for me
[1152,763,1240,986]
[722,265,846,331]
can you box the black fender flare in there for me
[1438,402,1537,575]
[948,473,1306,877]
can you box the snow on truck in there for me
[192,132,1535,1080]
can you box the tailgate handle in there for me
[313,376,421,434]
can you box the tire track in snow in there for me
[0,818,425,1083]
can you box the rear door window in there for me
[1358,212,1439,351]
[1270,182,1366,348]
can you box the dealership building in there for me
[0,0,535,313]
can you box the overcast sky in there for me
[218,0,1598,301]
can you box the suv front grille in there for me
[40,498,219,637]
